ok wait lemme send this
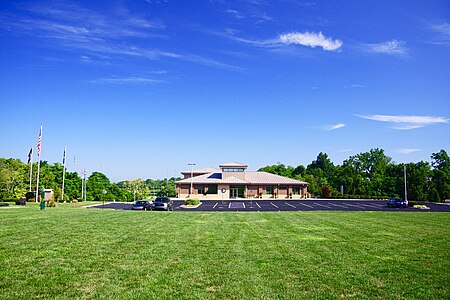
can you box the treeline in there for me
[259,149,449,202]
[0,159,179,201]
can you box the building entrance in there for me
[230,186,245,198]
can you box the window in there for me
[198,185,218,195]
[266,186,274,194]
[207,185,218,194]
[222,168,245,172]
[197,186,204,194]
[292,187,301,195]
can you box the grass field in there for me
[1,203,449,299]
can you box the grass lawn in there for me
[0,203,449,299]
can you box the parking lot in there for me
[88,200,450,212]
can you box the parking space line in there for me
[213,202,218,209]
[270,202,279,209]
[329,203,347,208]
[313,202,332,208]
[345,203,362,208]
[285,202,296,209]
[298,202,313,208]
[243,202,246,209]
[256,202,261,208]
[228,203,231,209]
[359,204,382,209]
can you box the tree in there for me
[405,162,432,202]
[307,152,335,179]
[430,188,441,202]
[430,150,450,201]
[339,149,392,196]
[86,172,112,201]
[0,158,28,199]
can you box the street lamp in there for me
[102,189,107,209]
[188,163,196,197]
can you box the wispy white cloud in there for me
[427,22,450,45]
[344,84,365,88]
[361,39,408,56]
[389,124,425,130]
[217,30,342,52]
[395,148,421,154]
[226,9,245,19]
[278,32,343,51]
[90,76,164,85]
[325,123,346,131]
[0,2,241,71]
[357,114,449,130]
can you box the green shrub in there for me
[48,199,56,207]
[185,198,200,206]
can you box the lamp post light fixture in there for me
[102,189,107,209]
[188,163,196,197]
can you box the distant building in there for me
[43,189,54,201]
[176,162,308,200]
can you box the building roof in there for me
[219,162,248,168]
[180,167,219,175]
[176,171,308,185]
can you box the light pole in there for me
[188,163,196,197]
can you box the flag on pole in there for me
[37,125,42,157]
[35,124,43,203]
[27,148,33,164]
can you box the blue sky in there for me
[1,0,449,182]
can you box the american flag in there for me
[37,125,42,157]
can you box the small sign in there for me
[221,188,226,193]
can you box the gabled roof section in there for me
[219,162,248,168]
[181,167,219,174]
[244,172,308,185]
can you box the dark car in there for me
[151,196,173,211]
[131,200,151,211]
[387,198,408,208]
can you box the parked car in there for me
[131,200,151,211]
[151,196,173,211]
[386,198,408,208]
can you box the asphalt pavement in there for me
[87,200,450,212]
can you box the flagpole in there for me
[35,124,43,203]
[62,145,67,202]
[28,147,33,192]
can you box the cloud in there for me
[361,39,407,56]
[344,84,365,88]
[0,2,241,71]
[395,148,421,154]
[90,76,164,85]
[218,30,342,52]
[278,32,343,51]
[325,123,346,131]
[427,22,450,45]
[389,124,425,130]
[357,114,449,130]
[226,9,245,19]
